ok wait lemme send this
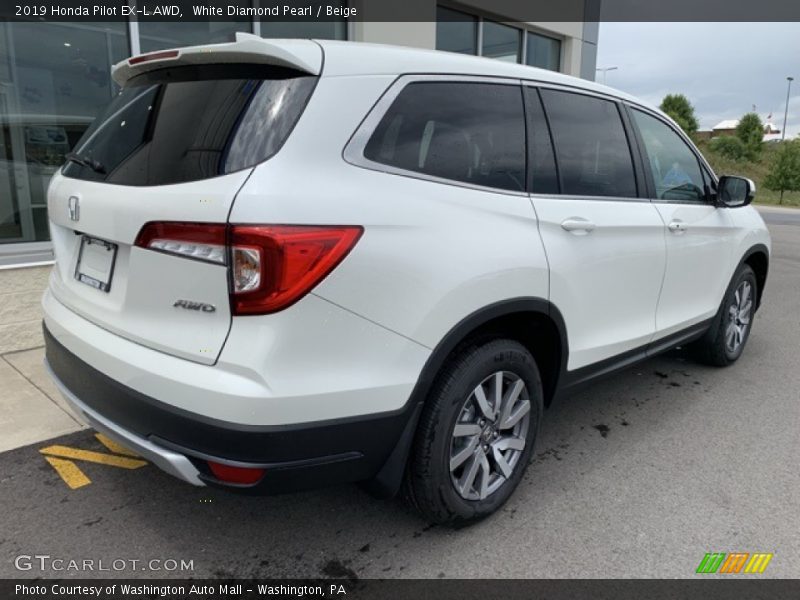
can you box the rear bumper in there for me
[41,279,430,492]
[44,325,417,493]
[45,358,205,486]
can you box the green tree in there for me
[660,94,699,136]
[764,140,800,204]
[736,112,764,160]
[710,136,747,161]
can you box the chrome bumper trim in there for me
[44,359,205,487]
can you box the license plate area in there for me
[75,235,118,292]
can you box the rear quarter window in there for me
[62,64,316,187]
[363,81,527,192]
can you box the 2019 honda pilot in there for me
[43,35,770,525]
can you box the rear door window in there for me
[363,81,527,192]
[62,64,316,186]
[540,89,637,198]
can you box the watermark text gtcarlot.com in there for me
[14,554,194,572]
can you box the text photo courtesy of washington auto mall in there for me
[0,1,799,599]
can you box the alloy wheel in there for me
[725,280,753,354]
[449,371,531,501]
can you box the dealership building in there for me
[0,1,599,266]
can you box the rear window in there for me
[62,64,316,186]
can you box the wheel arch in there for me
[741,244,769,311]
[417,298,568,408]
[364,298,569,498]
[699,243,770,353]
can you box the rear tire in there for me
[404,339,543,526]
[692,264,757,367]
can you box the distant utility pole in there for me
[780,76,794,204]
[778,77,794,204]
[782,76,794,142]
[596,66,618,85]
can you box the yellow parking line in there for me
[94,433,140,457]
[43,456,91,489]
[40,445,147,469]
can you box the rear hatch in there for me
[47,38,321,364]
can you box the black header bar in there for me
[3,0,800,22]
[4,579,800,600]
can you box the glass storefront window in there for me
[436,7,478,55]
[0,21,128,243]
[138,22,251,53]
[261,21,347,40]
[482,21,521,63]
[435,6,562,70]
[527,32,561,71]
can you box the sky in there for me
[596,22,800,137]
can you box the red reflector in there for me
[129,50,179,65]
[230,225,363,316]
[207,462,265,485]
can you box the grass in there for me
[695,140,800,208]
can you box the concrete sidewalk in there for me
[0,266,85,452]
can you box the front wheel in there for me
[404,339,543,526]
[693,264,757,366]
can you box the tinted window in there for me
[62,65,316,186]
[541,90,637,198]
[632,109,706,202]
[524,88,559,194]
[364,82,526,192]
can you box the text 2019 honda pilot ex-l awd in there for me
[43,34,770,525]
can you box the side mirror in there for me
[717,175,755,207]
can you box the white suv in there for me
[43,35,770,525]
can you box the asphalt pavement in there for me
[1,212,798,580]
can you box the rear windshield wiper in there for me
[65,152,106,174]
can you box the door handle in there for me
[561,218,596,234]
[668,220,687,233]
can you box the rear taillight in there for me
[135,222,363,315]
[135,222,227,264]
[229,225,363,315]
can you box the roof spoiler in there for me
[112,33,322,85]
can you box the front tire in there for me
[693,264,757,367]
[404,339,543,526]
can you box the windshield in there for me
[62,64,316,186]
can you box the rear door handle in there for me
[668,220,687,233]
[561,218,596,234]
